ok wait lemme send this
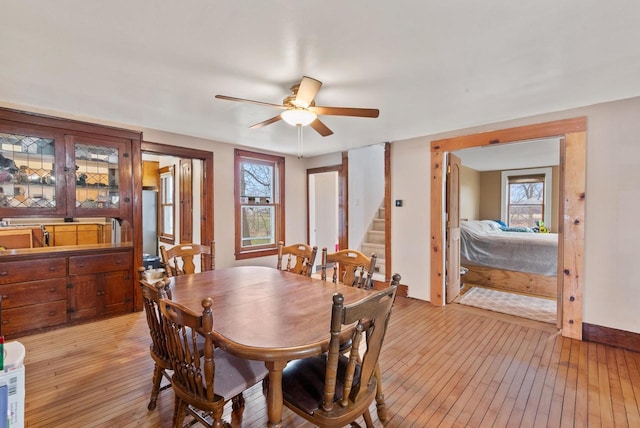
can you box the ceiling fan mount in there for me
[215,76,379,137]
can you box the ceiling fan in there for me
[215,76,379,137]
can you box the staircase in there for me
[361,206,385,277]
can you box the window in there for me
[159,166,175,243]
[501,167,552,229]
[234,149,284,259]
[507,174,544,227]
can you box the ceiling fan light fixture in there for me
[281,108,317,127]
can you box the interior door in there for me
[309,171,339,257]
[446,153,461,303]
[179,159,193,243]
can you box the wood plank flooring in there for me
[18,296,640,427]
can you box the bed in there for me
[459,220,558,298]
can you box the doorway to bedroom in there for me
[452,139,560,325]
[429,117,587,340]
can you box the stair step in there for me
[378,207,385,219]
[367,230,385,244]
[372,219,385,231]
[361,243,384,259]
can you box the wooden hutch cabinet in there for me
[0,107,142,338]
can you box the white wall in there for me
[348,144,385,249]
[390,137,432,300]
[391,96,640,334]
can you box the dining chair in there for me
[276,241,318,277]
[159,297,269,428]
[321,248,377,289]
[160,241,215,276]
[281,274,400,427]
[138,268,173,411]
[321,249,394,422]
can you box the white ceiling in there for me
[2,1,640,157]
[454,138,560,171]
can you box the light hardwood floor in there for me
[19,296,640,427]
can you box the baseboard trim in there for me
[583,322,640,353]
[372,279,408,297]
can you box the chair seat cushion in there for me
[213,349,269,401]
[282,354,362,415]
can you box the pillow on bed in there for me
[493,220,507,228]
[461,220,502,234]
[500,226,535,233]
[481,220,502,231]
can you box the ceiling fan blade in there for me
[309,118,334,137]
[215,95,286,109]
[309,106,379,118]
[293,76,322,108]
[249,115,282,129]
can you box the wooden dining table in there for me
[168,265,376,428]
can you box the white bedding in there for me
[460,220,558,276]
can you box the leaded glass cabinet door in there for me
[66,136,132,218]
[0,125,67,216]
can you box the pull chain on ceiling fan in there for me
[215,76,380,137]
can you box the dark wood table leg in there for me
[266,360,286,428]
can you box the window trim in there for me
[501,167,552,228]
[158,165,175,244]
[234,149,285,260]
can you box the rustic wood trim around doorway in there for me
[430,117,586,340]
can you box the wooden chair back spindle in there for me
[321,248,377,289]
[276,241,318,277]
[160,241,215,277]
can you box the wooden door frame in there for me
[141,141,214,251]
[430,117,586,340]
[383,142,392,282]
[179,158,193,243]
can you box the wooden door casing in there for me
[179,159,193,244]
[430,117,586,340]
[446,153,461,303]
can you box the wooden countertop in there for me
[0,242,133,260]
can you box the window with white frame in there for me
[158,166,175,243]
[501,167,552,229]
[234,149,284,259]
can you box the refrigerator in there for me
[142,190,158,256]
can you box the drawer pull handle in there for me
[1,295,8,299]
[49,288,57,293]
[49,266,57,271]
[48,311,56,316]
[115,260,121,264]
[0,271,7,276]
[2,320,7,325]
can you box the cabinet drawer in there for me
[54,225,77,232]
[1,300,67,336]
[69,251,131,275]
[77,225,99,232]
[0,257,67,284]
[0,278,67,309]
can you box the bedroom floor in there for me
[456,283,557,324]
